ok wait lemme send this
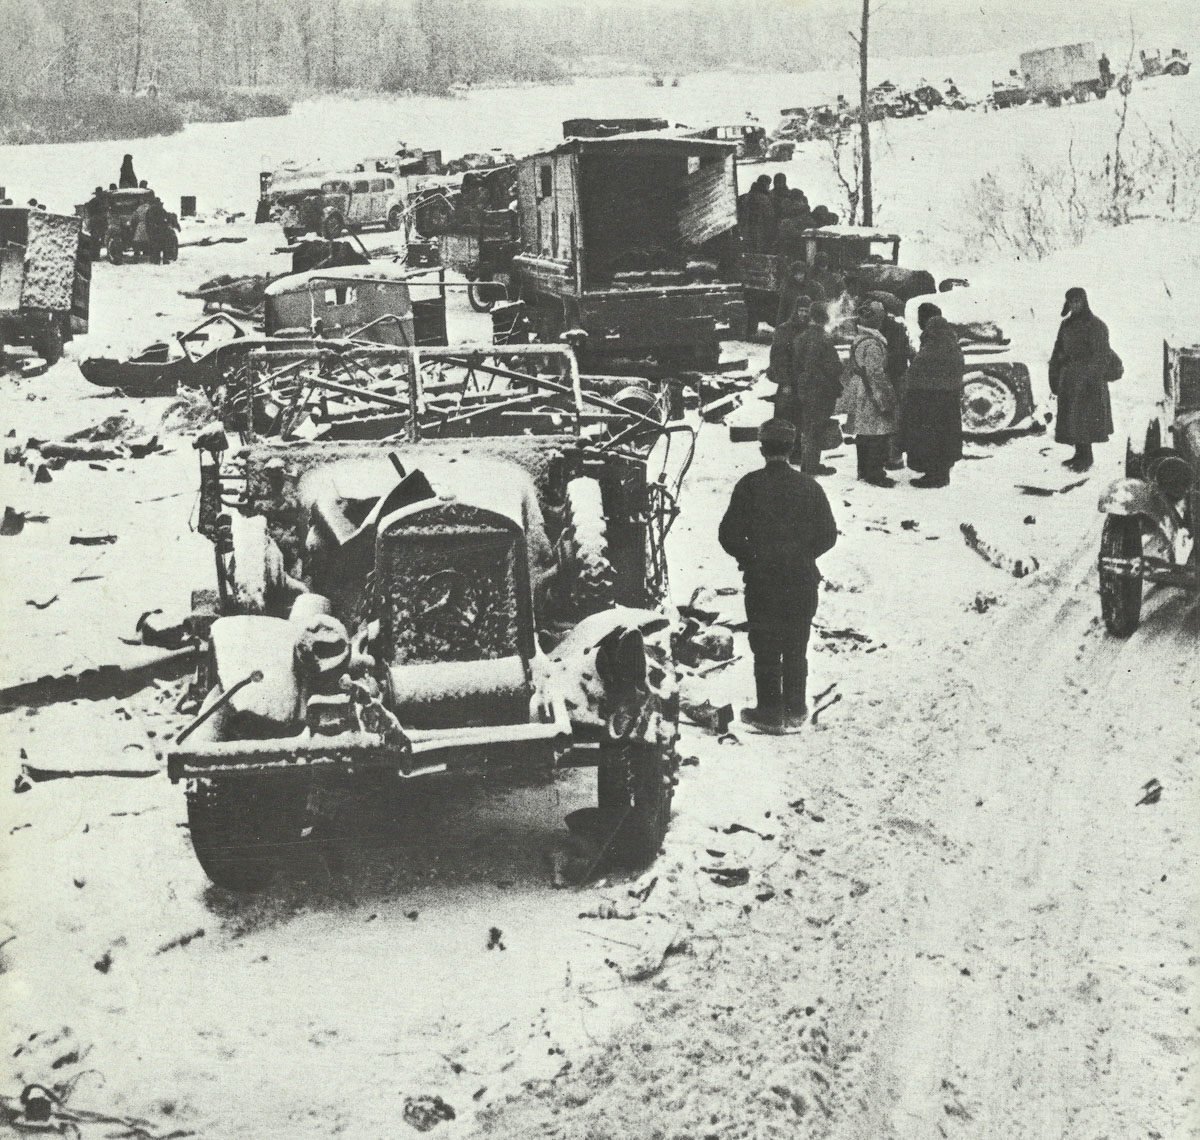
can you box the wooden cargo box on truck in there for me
[512,132,746,370]
[1020,43,1107,105]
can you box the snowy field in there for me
[1,64,1198,1140]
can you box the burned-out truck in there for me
[512,133,746,370]
[168,344,690,890]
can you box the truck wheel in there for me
[33,321,64,366]
[186,776,301,892]
[107,242,124,265]
[322,211,345,239]
[597,741,675,868]
[1099,515,1143,637]
[385,205,404,232]
[468,277,499,313]
[559,478,616,616]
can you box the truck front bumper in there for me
[168,721,575,783]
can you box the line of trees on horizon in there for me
[0,0,892,100]
[4,0,1189,102]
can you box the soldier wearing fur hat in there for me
[1049,287,1117,472]
[837,300,899,486]
[718,418,839,733]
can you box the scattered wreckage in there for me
[167,343,692,890]
[0,205,90,369]
[79,263,450,398]
[1097,341,1199,635]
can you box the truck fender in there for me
[538,607,674,734]
[209,615,302,732]
[1097,477,1179,548]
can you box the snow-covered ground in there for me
[1,68,1197,1140]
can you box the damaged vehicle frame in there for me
[168,343,690,891]
[1097,341,1200,635]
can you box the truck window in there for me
[384,179,395,190]
[539,165,552,199]
[369,178,386,193]
[325,285,356,305]
[353,180,370,194]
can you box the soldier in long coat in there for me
[1049,287,1115,472]
[719,418,838,732]
[837,300,899,486]
[901,303,966,487]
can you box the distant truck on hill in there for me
[1020,43,1111,106]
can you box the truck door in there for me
[351,179,372,226]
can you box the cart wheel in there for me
[1099,515,1143,637]
[322,211,345,239]
[386,205,404,232]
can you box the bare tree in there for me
[131,0,145,93]
[850,0,873,225]
[826,128,863,225]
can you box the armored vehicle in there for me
[1097,341,1200,635]
[168,344,690,889]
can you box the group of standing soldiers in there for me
[739,173,840,254]
[768,293,967,488]
[721,284,1120,734]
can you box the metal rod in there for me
[175,670,263,746]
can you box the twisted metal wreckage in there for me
[169,342,698,890]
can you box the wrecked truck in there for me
[1097,341,1200,635]
[512,132,746,370]
[168,344,689,890]
[0,205,90,367]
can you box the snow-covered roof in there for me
[547,130,738,155]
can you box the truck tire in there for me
[1099,515,1143,637]
[322,211,345,239]
[596,741,674,868]
[386,205,404,232]
[560,478,616,616]
[186,776,302,892]
[468,277,499,313]
[33,320,64,366]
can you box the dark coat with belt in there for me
[1049,304,1114,444]
[718,460,838,622]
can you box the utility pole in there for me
[858,0,873,225]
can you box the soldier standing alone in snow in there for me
[1049,287,1119,472]
[719,419,838,733]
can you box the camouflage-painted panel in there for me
[22,211,81,312]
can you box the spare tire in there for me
[558,478,616,617]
